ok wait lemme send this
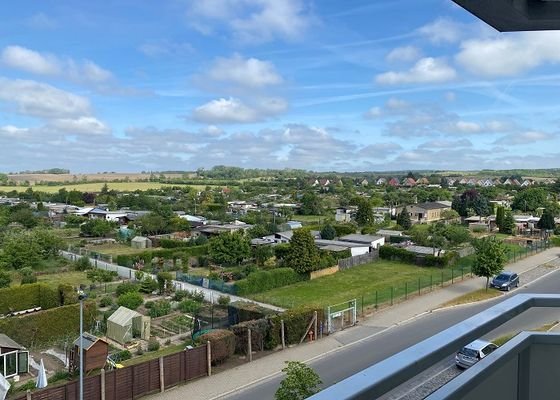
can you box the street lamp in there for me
[78,290,87,400]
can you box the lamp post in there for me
[78,291,87,400]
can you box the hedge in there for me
[116,245,209,267]
[227,301,272,326]
[379,245,416,263]
[0,284,59,314]
[159,239,194,249]
[230,319,269,353]
[234,268,305,295]
[198,329,235,364]
[0,301,97,348]
[268,307,324,347]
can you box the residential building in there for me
[404,202,451,224]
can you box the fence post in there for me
[26,390,31,400]
[451,269,454,284]
[101,368,106,400]
[314,311,318,341]
[281,320,286,349]
[248,328,252,362]
[159,356,165,392]
[207,341,212,376]
[375,291,378,310]
[441,271,444,287]
[418,278,421,296]
[390,287,394,306]
[361,295,364,316]
[430,275,433,291]
[405,282,408,300]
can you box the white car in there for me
[455,339,498,369]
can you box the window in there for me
[4,352,17,377]
[482,345,497,356]
[18,352,28,374]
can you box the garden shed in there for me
[107,306,151,344]
[0,334,28,378]
[69,332,109,372]
[131,236,152,249]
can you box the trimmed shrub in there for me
[148,300,171,318]
[230,319,269,353]
[268,307,325,347]
[198,329,235,364]
[117,292,144,310]
[234,268,304,296]
[173,290,188,301]
[218,295,231,306]
[178,299,201,314]
[0,301,97,347]
[0,283,59,314]
[99,296,114,308]
[113,350,132,362]
[187,290,205,302]
[147,338,160,351]
[116,282,140,297]
[379,245,416,263]
[58,284,78,305]
[227,301,271,326]
[19,268,37,285]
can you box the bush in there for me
[218,295,231,306]
[268,307,325,347]
[144,301,154,309]
[115,245,209,267]
[333,224,357,237]
[173,290,188,301]
[116,282,140,297]
[379,245,416,263]
[58,283,78,305]
[187,290,205,302]
[117,292,144,310]
[139,277,158,293]
[19,268,37,285]
[178,299,201,314]
[198,329,235,364]
[48,370,71,384]
[74,256,92,271]
[148,300,171,318]
[0,271,11,289]
[113,350,132,362]
[147,338,160,351]
[99,296,114,308]
[87,269,118,283]
[235,268,304,295]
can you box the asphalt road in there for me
[224,269,560,400]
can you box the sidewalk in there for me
[147,247,560,400]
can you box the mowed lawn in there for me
[251,261,456,309]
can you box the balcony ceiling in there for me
[453,0,560,31]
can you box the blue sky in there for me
[1,0,559,173]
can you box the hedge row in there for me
[0,301,98,348]
[234,268,305,296]
[379,245,416,263]
[198,329,235,364]
[159,239,195,249]
[0,284,59,314]
[116,245,209,267]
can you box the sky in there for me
[1,0,560,173]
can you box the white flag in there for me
[0,373,10,400]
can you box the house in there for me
[466,178,477,186]
[0,334,28,378]
[521,179,533,187]
[107,306,150,345]
[404,202,451,223]
[308,178,319,186]
[69,332,109,373]
[376,177,387,185]
[314,239,370,256]
[193,222,253,238]
[338,234,385,250]
[388,178,400,187]
[402,177,416,187]
[131,236,152,249]
[85,207,109,219]
[458,178,468,185]
[105,211,131,225]
[416,177,430,185]
[481,179,494,187]
[446,178,457,186]
[494,178,502,186]
[179,214,207,227]
[503,178,513,185]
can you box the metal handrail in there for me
[309,294,560,400]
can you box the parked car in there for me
[455,340,498,369]
[490,271,519,291]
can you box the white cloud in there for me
[188,0,313,43]
[418,18,463,44]
[25,12,57,29]
[359,142,402,158]
[456,32,560,77]
[386,97,408,110]
[193,98,259,123]
[494,131,555,145]
[364,106,382,119]
[364,97,409,119]
[1,46,60,75]
[0,78,92,119]
[386,46,422,63]
[420,139,472,148]
[201,125,225,137]
[259,97,288,114]
[375,57,456,85]
[0,125,30,138]
[1,45,113,84]
[47,117,110,135]
[205,54,283,88]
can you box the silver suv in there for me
[455,340,498,369]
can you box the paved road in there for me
[225,269,560,400]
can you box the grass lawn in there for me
[292,215,325,224]
[251,260,466,309]
[441,288,503,307]
[86,243,149,256]
[11,271,91,288]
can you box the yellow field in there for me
[0,182,184,193]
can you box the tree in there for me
[117,292,144,310]
[355,198,373,226]
[537,208,556,230]
[428,223,447,255]
[80,219,114,237]
[320,224,336,240]
[440,209,460,222]
[0,230,41,270]
[300,192,323,215]
[209,232,251,266]
[511,188,548,213]
[444,225,471,247]
[284,229,320,274]
[156,272,173,295]
[32,228,63,258]
[495,206,505,232]
[501,210,516,235]
[452,189,490,217]
[472,236,508,291]
[136,213,170,235]
[397,208,412,230]
[275,361,322,400]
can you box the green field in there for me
[0,182,232,193]
[251,261,468,309]
[86,243,149,256]
[10,271,91,288]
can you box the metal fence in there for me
[175,271,237,295]
[13,345,208,400]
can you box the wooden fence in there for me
[338,251,379,270]
[13,345,208,400]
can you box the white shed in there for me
[106,306,150,344]
[131,236,152,249]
